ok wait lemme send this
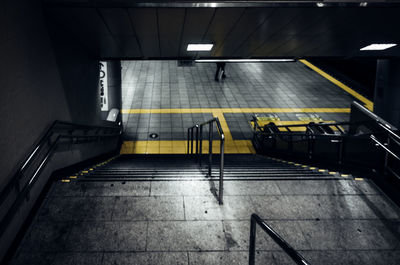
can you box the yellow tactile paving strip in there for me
[120,139,255,154]
[120,108,349,154]
[299,60,374,111]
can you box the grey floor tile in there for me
[302,250,400,265]
[222,220,310,251]
[184,196,256,221]
[150,181,214,196]
[301,220,400,250]
[252,194,400,220]
[50,182,86,197]
[275,180,379,195]
[147,221,226,251]
[66,221,147,251]
[9,252,55,265]
[112,196,184,221]
[52,252,103,265]
[39,197,115,221]
[189,251,248,265]
[102,252,188,265]
[254,251,294,265]
[20,221,71,252]
[83,181,151,196]
[336,195,400,219]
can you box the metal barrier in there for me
[187,117,225,204]
[251,110,400,182]
[371,122,400,180]
[249,213,310,265]
[0,120,122,238]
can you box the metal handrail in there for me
[249,214,310,265]
[187,117,225,204]
[370,134,400,180]
[0,120,121,238]
[252,116,352,133]
[252,114,400,179]
[371,135,400,161]
[377,122,400,142]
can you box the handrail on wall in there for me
[0,120,122,238]
[187,117,225,204]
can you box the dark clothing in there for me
[215,62,226,81]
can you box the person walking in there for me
[215,62,226,81]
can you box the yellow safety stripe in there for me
[299,59,373,111]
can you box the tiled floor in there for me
[121,60,365,153]
[11,178,400,265]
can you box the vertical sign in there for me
[99,61,109,111]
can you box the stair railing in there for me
[0,120,122,238]
[370,122,400,179]
[187,117,225,204]
[249,213,310,265]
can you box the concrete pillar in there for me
[374,59,400,128]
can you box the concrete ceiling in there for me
[43,1,400,59]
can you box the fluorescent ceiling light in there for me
[195,59,295,63]
[360,44,397,51]
[316,2,325,7]
[187,44,213,51]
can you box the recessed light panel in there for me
[195,59,295,63]
[360,44,397,51]
[187,44,213,51]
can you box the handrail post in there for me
[187,128,190,155]
[249,215,257,265]
[191,128,194,155]
[219,135,225,205]
[195,125,199,155]
[199,125,203,165]
[208,122,213,177]
[384,136,390,174]
[338,137,344,164]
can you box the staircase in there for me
[9,154,400,265]
[77,154,344,181]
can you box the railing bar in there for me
[191,128,194,154]
[199,125,203,165]
[219,136,224,205]
[209,122,213,177]
[28,136,61,186]
[195,125,199,155]
[249,214,310,265]
[0,122,121,207]
[377,122,400,141]
[187,128,190,154]
[388,135,400,146]
[371,135,400,161]
[0,136,60,238]
[387,166,400,180]
[187,118,224,204]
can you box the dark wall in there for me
[374,59,400,128]
[0,0,119,260]
[311,58,377,100]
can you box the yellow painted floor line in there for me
[212,110,233,141]
[299,59,373,111]
[122,107,350,114]
[120,140,256,154]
